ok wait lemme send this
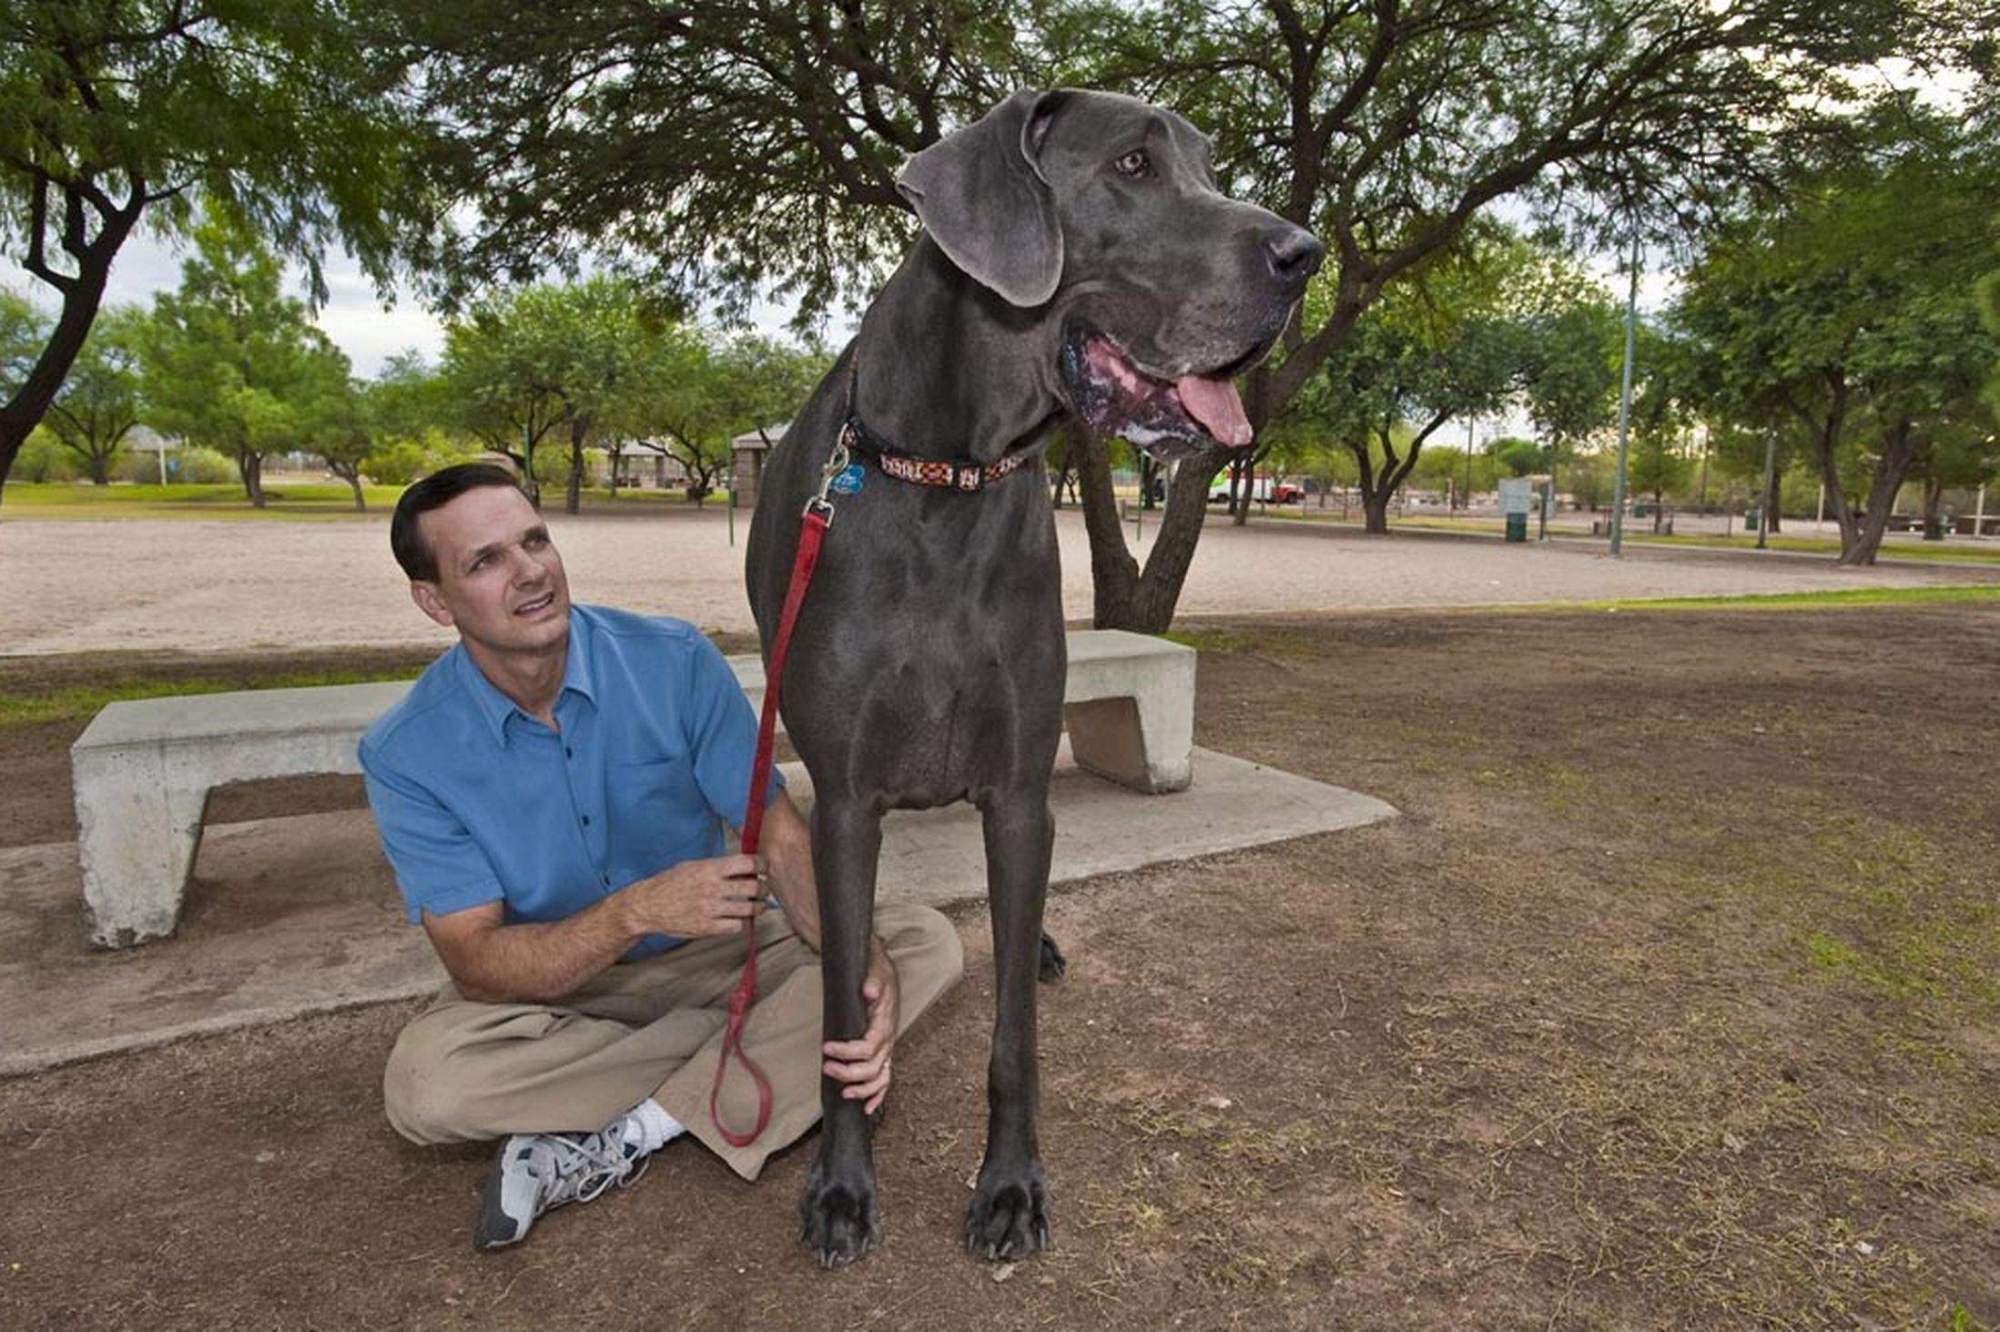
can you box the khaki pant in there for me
[383,902,963,1180]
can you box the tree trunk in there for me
[1072,416,1230,632]
[0,186,145,506]
[1361,489,1392,534]
[608,446,622,501]
[1073,419,1141,623]
[341,466,366,512]
[1804,381,1859,561]
[1764,465,1781,535]
[239,451,266,508]
[1230,449,1261,526]
[1349,424,1426,536]
[565,417,588,515]
[89,453,111,485]
[1842,420,1920,566]
[1922,475,1944,538]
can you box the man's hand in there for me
[619,853,766,939]
[822,943,901,1115]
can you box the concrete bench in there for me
[70,628,1195,948]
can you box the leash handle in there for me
[711,503,832,1148]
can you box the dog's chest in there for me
[782,480,1067,804]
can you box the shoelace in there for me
[536,1122,650,1208]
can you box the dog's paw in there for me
[798,1154,881,1269]
[964,1160,1051,1260]
[1038,932,1068,983]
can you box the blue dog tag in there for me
[829,463,865,495]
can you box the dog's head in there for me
[896,89,1322,462]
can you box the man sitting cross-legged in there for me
[360,463,963,1250]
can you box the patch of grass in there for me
[3,481,708,521]
[1565,585,2000,613]
[4,481,405,520]
[0,667,424,728]
[1623,531,2000,565]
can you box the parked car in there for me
[1208,478,1304,504]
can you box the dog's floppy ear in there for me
[896,89,1067,308]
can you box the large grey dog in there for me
[745,88,1321,1267]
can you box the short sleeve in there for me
[681,633,785,830]
[360,735,506,924]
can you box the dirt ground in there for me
[3,606,1997,1329]
[5,506,1993,656]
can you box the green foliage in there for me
[633,330,832,501]
[1278,226,1585,527]
[1490,438,1543,477]
[439,277,663,505]
[1,288,45,392]
[46,305,147,483]
[1673,98,2000,562]
[438,281,829,507]
[0,0,434,487]
[1518,278,1623,460]
[14,425,76,482]
[360,437,436,486]
[138,217,336,505]
[116,445,235,484]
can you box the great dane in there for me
[745,88,1322,1267]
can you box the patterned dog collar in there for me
[841,418,1039,493]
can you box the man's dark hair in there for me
[390,463,524,581]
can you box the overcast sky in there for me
[0,230,847,379]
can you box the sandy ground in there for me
[3,608,1997,1328]
[3,505,1992,655]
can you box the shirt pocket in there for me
[607,753,717,875]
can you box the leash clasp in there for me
[806,426,854,523]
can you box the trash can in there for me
[1505,512,1528,543]
[1744,507,1760,534]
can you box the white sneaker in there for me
[473,1116,650,1251]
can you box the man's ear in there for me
[895,89,1068,308]
[410,580,455,629]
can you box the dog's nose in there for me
[1265,226,1325,286]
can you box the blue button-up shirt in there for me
[358,604,782,959]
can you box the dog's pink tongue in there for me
[1176,374,1253,447]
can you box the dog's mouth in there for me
[1059,324,1264,460]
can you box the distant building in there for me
[730,422,788,505]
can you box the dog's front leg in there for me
[799,794,884,1267]
[966,786,1054,1259]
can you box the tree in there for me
[45,304,145,484]
[390,0,1968,629]
[359,351,468,485]
[438,279,676,512]
[440,287,581,509]
[1,290,46,393]
[0,0,432,501]
[1676,98,2000,564]
[139,219,333,506]
[1619,326,1696,527]
[291,335,373,510]
[1279,229,1597,533]
[1489,438,1540,477]
[1518,282,1623,489]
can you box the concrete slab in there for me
[0,745,1394,1076]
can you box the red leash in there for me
[710,498,834,1147]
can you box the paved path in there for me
[2,507,1991,656]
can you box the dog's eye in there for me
[1113,149,1151,178]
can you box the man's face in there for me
[409,485,571,658]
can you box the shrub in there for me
[362,440,430,486]
[15,428,79,483]
[118,445,237,484]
